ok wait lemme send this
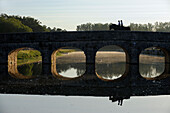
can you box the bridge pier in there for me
[84,46,97,76]
[128,45,141,86]
[0,65,8,82]
[41,50,52,77]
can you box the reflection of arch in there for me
[51,47,86,80]
[8,62,34,79]
[8,47,33,65]
[8,47,39,79]
[139,46,170,80]
[51,49,65,79]
[95,45,128,81]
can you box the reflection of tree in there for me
[139,63,164,78]
[17,63,42,76]
[32,63,42,75]
[96,62,126,79]
[18,63,33,76]
[56,63,86,76]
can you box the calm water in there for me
[139,63,164,78]
[2,51,168,113]
[56,63,86,78]
[17,63,42,77]
[16,62,164,79]
[0,94,170,113]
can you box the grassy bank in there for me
[17,50,41,59]
[17,49,75,66]
[17,50,42,66]
[17,56,42,66]
[56,49,76,57]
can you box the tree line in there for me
[1,13,170,33]
[77,22,170,32]
[0,13,66,33]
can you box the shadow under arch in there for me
[51,47,86,80]
[8,47,42,79]
[95,45,129,81]
[139,46,170,80]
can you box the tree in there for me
[9,15,49,32]
[0,17,32,33]
[77,22,170,32]
[154,22,170,32]
[130,22,170,32]
[0,13,65,33]
[77,23,109,31]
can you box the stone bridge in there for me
[0,31,170,101]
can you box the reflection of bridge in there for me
[0,31,170,102]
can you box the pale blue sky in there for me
[0,0,170,30]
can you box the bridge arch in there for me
[51,46,86,80]
[95,45,129,81]
[8,47,42,79]
[139,46,170,80]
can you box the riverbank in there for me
[17,50,42,66]
[16,49,75,66]
[56,49,76,57]
[56,51,164,64]
[17,51,164,65]
[17,56,42,66]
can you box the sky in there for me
[0,0,170,30]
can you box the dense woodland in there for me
[0,13,170,33]
[0,13,65,33]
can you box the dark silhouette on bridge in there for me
[109,20,131,31]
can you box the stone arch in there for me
[139,46,170,80]
[95,45,129,81]
[8,47,42,79]
[51,47,86,80]
[95,42,130,63]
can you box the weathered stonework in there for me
[0,31,170,101]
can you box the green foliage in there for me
[18,63,42,76]
[77,23,110,31]
[18,63,34,76]
[0,17,32,33]
[17,50,41,59]
[56,49,76,57]
[17,50,42,65]
[0,14,49,32]
[77,22,170,32]
[130,22,170,32]
[154,22,170,32]
[0,13,66,33]
[47,27,67,32]
[29,50,41,57]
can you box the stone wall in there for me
[0,31,170,99]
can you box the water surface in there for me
[0,94,170,113]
